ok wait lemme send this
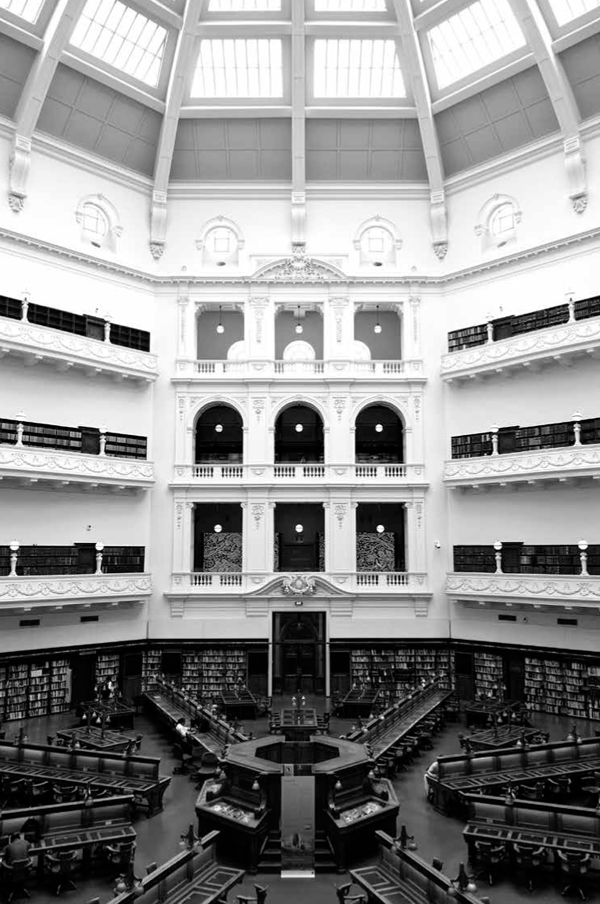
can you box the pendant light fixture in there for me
[295,305,303,335]
[216,306,225,334]
[374,305,382,334]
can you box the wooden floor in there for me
[3,701,597,904]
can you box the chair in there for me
[192,751,220,786]
[45,850,78,895]
[432,858,444,871]
[27,779,51,807]
[2,857,33,902]
[172,742,193,775]
[103,841,137,879]
[236,884,268,904]
[52,783,78,804]
[335,882,366,904]
[558,851,590,900]
[548,776,572,803]
[513,843,545,892]
[518,781,546,801]
[2,779,27,809]
[473,840,507,885]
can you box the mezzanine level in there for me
[0,572,152,613]
[446,572,600,611]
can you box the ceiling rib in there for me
[507,0,587,212]
[392,0,448,259]
[291,0,306,248]
[8,0,87,212]
[150,0,207,259]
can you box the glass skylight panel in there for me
[427,0,526,90]
[70,0,168,88]
[0,0,44,22]
[191,38,283,97]
[313,39,405,98]
[548,0,600,26]
[207,0,281,9]
[314,1,387,10]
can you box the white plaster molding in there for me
[0,446,154,488]
[441,317,600,381]
[169,571,431,597]
[446,573,600,606]
[0,317,159,382]
[195,215,245,253]
[433,242,448,260]
[252,247,347,283]
[75,193,122,252]
[353,216,403,252]
[0,573,152,606]
[8,134,31,211]
[170,463,427,488]
[444,445,600,487]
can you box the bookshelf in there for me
[102,547,145,573]
[0,295,21,320]
[0,418,147,460]
[447,323,488,352]
[4,663,29,721]
[180,648,247,701]
[524,657,588,718]
[350,646,453,697]
[453,546,496,572]
[96,652,120,689]
[109,323,150,353]
[451,431,493,459]
[574,296,600,321]
[104,432,147,459]
[142,649,162,690]
[453,544,600,575]
[473,651,504,698]
[51,659,71,714]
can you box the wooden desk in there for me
[469,725,540,750]
[357,687,453,760]
[195,783,269,873]
[56,727,134,752]
[80,700,135,730]
[341,688,381,719]
[464,699,521,728]
[218,689,257,721]
[279,708,318,741]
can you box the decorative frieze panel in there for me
[444,445,600,488]
[441,318,600,382]
[0,318,158,383]
[170,571,430,597]
[0,573,152,611]
[446,573,600,608]
[0,447,154,490]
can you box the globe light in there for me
[295,524,304,534]
[376,524,385,534]
[214,524,222,533]
[374,305,382,333]
[295,321,303,335]
[295,423,304,433]
[216,306,225,334]
[375,423,384,433]
[215,424,223,433]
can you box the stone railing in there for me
[0,446,154,489]
[446,572,600,607]
[173,571,429,595]
[443,444,600,488]
[0,573,152,610]
[171,462,426,486]
[174,358,425,380]
[441,317,600,382]
[0,317,158,383]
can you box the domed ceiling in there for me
[1,0,599,255]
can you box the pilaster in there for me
[325,296,352,360]
[325,498,356,572]
[247,295,273,359]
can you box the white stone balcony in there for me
[171,462,427,488]
[173,358,425,382]
[171,570,429,595]
[443,444,600,489]
[441,317,600,383]
[0,446,155,491]
[446,572,600,609]
[0,572,152,613]
[0,318,159,383]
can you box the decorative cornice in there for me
[0,317,159,382]
[252,248,347,283]
[0,573,153,606]
[444,445,600,486]
[441,317,600,380]
[0,446,154,487]
[446,573,600,605]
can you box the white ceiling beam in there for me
[0,18,42,52]
[392,0,448,259]
[150,0,206,259]
[291,0,306,249]
[507,0,587,212]
[137,0,183,30]
[8,0,87,212]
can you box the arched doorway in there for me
[274,404,324,463]
[272,612,326,696]
[195,404,243,463]
[355,404,404,463]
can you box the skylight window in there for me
[207,0,281,9]
[313,39,405,98]
[548,0,600,25]
[0,0,44,22]
[70,0,168,88]
[314,0,387,10]
[191,39,283,97]
[427,0,526,91]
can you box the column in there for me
[173,499,194,574]
[328,390,353,465]
[406,296,421,360]
[245,494,272,575]
[247,391,269,465]
[177,294,197,359]
[405,499,426,573]
[324,498,356,574]
[324,295,352,362]
[247,295,274,361]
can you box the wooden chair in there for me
[103,840,137,879]
[2,856,34,903]
[172,742,193,775]
[335,882,366,904]
[45,850,78,895]
[236,884,268,904]
[558,851,590,901]
[473,840,507,886]
[52,783,78,804]
[192,750,220,785]
[513,842,546,892]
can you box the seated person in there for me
[4,832,31,863]
[175,718,189,740]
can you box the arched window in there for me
[75,194,121,252]
[197,217,244,266]
[354,217,402,267]
[476,195,521,251]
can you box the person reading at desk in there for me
[175,718,189,739]
[4,833,30,863]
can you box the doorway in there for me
[70,653,96,704]
[272,612,326,696]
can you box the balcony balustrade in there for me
[0,445,154,490]
[174,358,425,381]
[173,571,429,594]
[0,571,152,612]
[171,462,426,487]
[443,444,600,489]
[446,572,600,610]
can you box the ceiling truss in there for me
[3,0,600,248]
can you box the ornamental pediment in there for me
[252,250,346,283]
[246,573,352,599]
